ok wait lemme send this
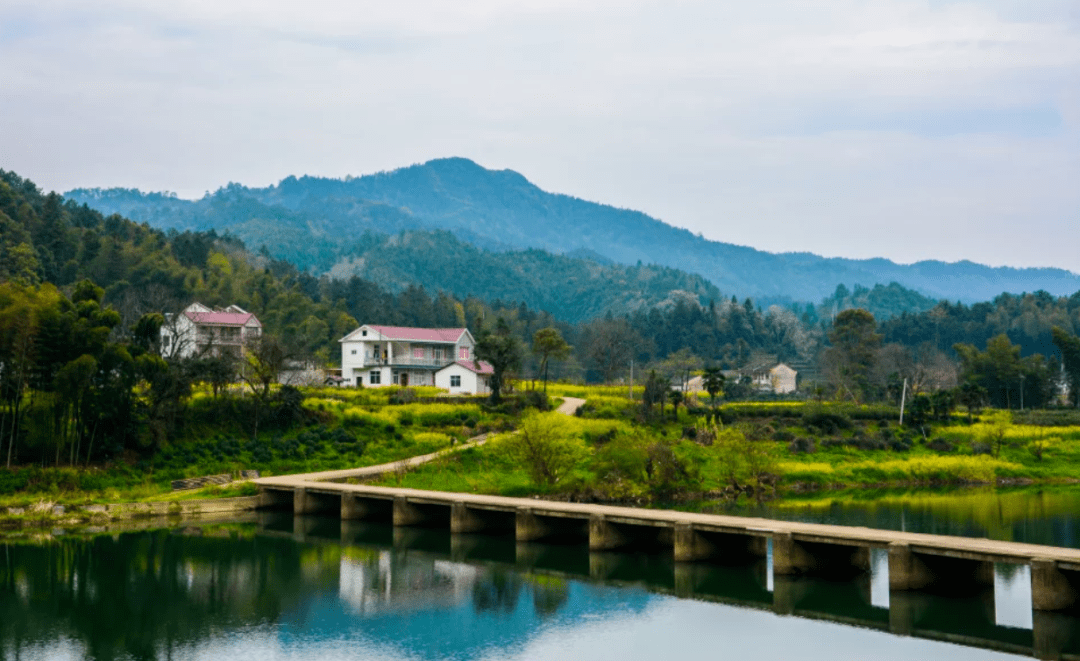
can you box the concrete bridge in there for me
[254,476,1080,615]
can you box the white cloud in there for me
[1,0,1077,271]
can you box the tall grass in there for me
[777,455,1022,487]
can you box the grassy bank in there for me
[0,385,519,508]
[374,395,1080,501]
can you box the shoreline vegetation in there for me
[370,384,1080,502]
[5,382,1080,534]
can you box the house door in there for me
[400,373,409,387]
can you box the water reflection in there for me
[2,516,1079,660]
[714,486,1080,548]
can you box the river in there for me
[3,487,1080,660]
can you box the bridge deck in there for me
[254,476,1080,567]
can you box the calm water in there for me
[5,500,1080,661]
[711,485,1080,548]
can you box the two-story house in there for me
[161,302,263,360]
[734,358,798,394]
[339,325,493,394]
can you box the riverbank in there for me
[0,495,259,536]
[368,399,1080,501]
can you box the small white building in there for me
[740,361,798,394]
[160,302,262,360]
[435,360,493,395]
[339,324,493,394]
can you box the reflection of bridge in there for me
[255,479,1080,652]
[262,513,1080,661]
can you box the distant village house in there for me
[161,302,262,360]
[339,325,493,395]
[735,358,798,394]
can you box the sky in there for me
[1,0,1078,272]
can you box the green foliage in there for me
[532,327,571,392]
[712,428,778,490]
[496,413,587,487]
[1052,326,1080,406]
[702,366,725,407]
[954,334,1053,409]
[825,308,881,401]
[475,317,523,404]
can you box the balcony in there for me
[363,354,453,368]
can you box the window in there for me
[369,370,381,385]
[459,347,469,360]
[351,349,357,355]
[450,375,461,387]
[413,347,424,359]
[362,330,367,336]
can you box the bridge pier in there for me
[674,524,714,562]
[772,532,870,577]
[1031,558,1080,612]
[257,487,293,511]
[588,515,669,552]
[293,488,340,515]
[589,515,628,551]
[341,494,392,521]
[393,497,449,527]
[674,525,765,564]
[1033,610,1080,659]
[516,508,588,543]
[450,502,515,534]
[889,543,993,594]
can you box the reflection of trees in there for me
[0,529,580,660]
[0,531,335,661]
[472,568,523,614]
[529,575,569,617]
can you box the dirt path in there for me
[557,396,585,415]
[257,395,584,485]
[262,433,492,483]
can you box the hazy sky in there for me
[2,0,1078,271]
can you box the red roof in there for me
[366,325,467,343]
[185,310,259,327]
[454,360,494,375]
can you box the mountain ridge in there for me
[66,157,1080,304]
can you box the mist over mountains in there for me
[67,157,1080,308]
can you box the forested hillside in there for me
[882,291,1080,360]
[68,157,1080,304]
[326,230,722,323]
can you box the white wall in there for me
[435,364,489,395]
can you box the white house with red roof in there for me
[161,302,263,360]
[339,324,493,394]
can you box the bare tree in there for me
[582,317,644,384]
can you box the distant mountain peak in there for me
[65,159,1080,305]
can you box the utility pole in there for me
[629,359,634,400]
[899,378,908,426]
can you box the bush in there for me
[846,437,887,451]
[495,412,588,487]
[521,390,551,411]
[803,410,853,434]
[927,438,954,453]
[788,437,816,454]
[389,388,418,404]
[772,429,795,442]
